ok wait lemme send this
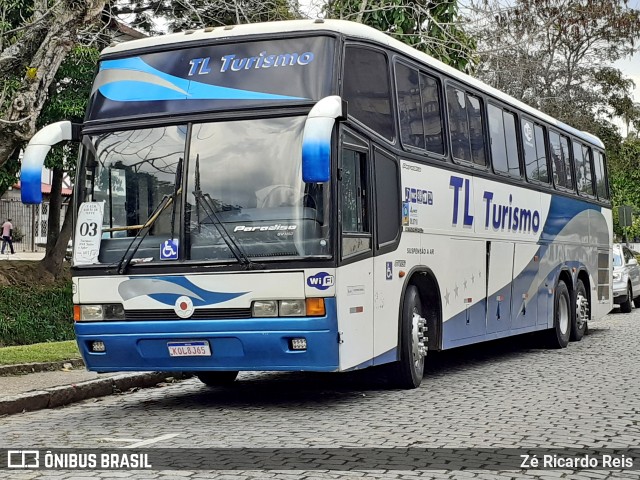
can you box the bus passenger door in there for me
[486,241,514,334]
[335,130,374,370]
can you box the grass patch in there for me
[0,340,80,365]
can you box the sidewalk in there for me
[0,251,45,261]
[0,360,189,416]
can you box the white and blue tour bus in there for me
[21,20,612,389]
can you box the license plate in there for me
[167,341,211,357]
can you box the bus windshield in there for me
[82,116,331,265]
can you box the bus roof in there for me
[102,19,604,149]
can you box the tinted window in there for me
[522,119,548,182]
[447,85,485,166]
[488,104,520,176]
[504,112,520,175]
[343,47,394,140]
[549,130,573,189]
[420,73,444,155]
[573,142,594,195]
[593,151,609,199]
[341,149,369,233]
[374,150,400,246]
[396,63,424,149]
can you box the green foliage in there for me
[0,281,74,347]
[326,0,476,72]
[608,136,640,239]
[11,226,24,243]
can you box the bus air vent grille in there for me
[124,308,252,320]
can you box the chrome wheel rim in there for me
[576,292,589,330]
[411,308,427,371]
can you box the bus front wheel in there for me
[389,285,427,389]
[196,371,239,387]
[548,280,571,348]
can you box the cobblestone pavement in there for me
[1,308,639,479]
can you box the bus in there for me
[21,19,612,389]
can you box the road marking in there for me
[101,438,143,443]
[122,433,180,449]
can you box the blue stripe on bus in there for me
[75,298,339,372]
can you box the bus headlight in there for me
[252,300,278,317]
[75,304,125,321]
[279,300,306,317]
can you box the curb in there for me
[0,358,85,376]
[0,372,192,416]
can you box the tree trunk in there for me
[39,194,73,278]
[0,0,106,166]
[45,167,64,254]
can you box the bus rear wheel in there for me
[196,371,239,386]
[548,280,571,348]
[571,279,589,341]
[388,285,427,389]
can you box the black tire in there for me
[634,295,640,308]
[548,280,571,348]
[571,279,589,342]
[387,285,426,389]
[620,284,633,313]
[196,371,239,386]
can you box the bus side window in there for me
[489,104,520,176]
[549,130,573,189]
[522,119,548,183]
[593,151,609,200]
[396,63,425,150]
[343,46,394,141]
[341,148,371,257]
[574,141,594,196]
[446,85,485,166]
[419,72,445,155]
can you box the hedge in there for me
[0,281,74,347]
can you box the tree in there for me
[111,0,299,34]
[325,0,477,72]
[0,0,106,168]
[36,45,100,277]
[467,0,640,133]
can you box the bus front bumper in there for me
[74,298,339,372]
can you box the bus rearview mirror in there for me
[21,121,82,204]
[302,96,344,183]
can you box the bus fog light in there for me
[289,338,307,350]
[90,341,106,352]
[279,300,306,317]
[80,305,103,321]
[252,300,278,317]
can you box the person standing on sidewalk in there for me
[1,218,15,254]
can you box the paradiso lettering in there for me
[450,175,540,234]
[188,51,315,76]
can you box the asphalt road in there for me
[1,306,639,479]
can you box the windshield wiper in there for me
[117,158,183,274]
[193,190,262,270]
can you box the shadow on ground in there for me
[120,327,606,411]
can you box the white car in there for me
[612,243,640,313]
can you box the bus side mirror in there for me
[301,96,345,183]
[21,121,81,204]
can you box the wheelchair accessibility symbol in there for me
[160,239,179,260]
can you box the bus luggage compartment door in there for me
[486,241,514,334]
